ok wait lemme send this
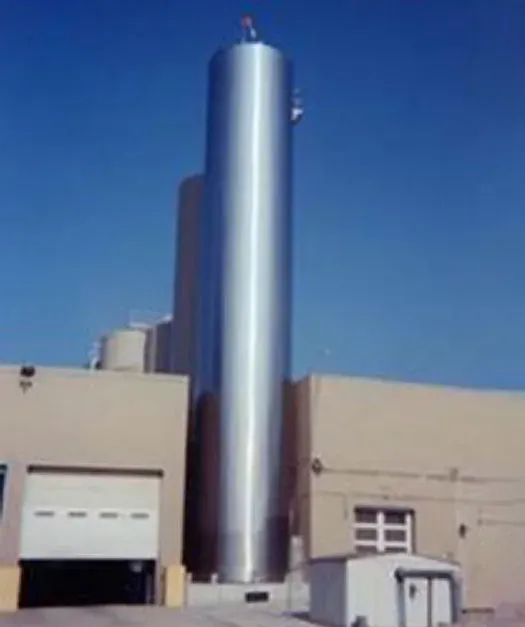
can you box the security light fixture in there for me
[19,364,36,393]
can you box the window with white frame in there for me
[353,507,414,555]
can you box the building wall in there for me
[295,375,525,610]
[0,365,188,570]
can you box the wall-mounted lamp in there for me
[19,364,36,393]
[311,457,324,476]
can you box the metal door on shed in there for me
[19,470,161,560]
[404,577,453,627]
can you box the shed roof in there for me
[310,552,460,567]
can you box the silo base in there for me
[184,574,309,612]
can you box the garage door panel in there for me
[20,474,160,560]
[24,474,160,510]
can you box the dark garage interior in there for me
[19,560,156,608]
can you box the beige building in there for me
[0,365,188,611]
[293,375,525,612]
[2,362,525,614]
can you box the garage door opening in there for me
[19,560,156,608]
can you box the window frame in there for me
[354,506,414,555]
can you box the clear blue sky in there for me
[1,0,525,389]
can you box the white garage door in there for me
[20,471,161,560]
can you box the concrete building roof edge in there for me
[296,372,525,399]
[0,364,189,385]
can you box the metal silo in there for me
[144,316,173,373]
[192,30,300,583]
[172,175,204,376]
[100,328,147,373]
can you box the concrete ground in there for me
[1,601,522,627]
[0,605,317,627]
[2,605,525,627]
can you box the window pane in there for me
[385,546,406,554]
[385,529,407,542]
[355,544,378,555]
[355,528,377,541]
[355,508,378,524]
[384,510,407,525]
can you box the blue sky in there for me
[1,0,525,389]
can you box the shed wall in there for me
[310,559,347,627]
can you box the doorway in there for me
[19,560,156,608]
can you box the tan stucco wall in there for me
[0,365,188,569]
[295,375,525,610]
[163,564,186,608]
[0,566,20,611]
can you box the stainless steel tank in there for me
[144,317,172,373]
[100,328,147,373]
[193,40,294,583]
[172,175,204,376]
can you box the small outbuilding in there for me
[309,553,462,627]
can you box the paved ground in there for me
[2,602,524,627]
[0,605,316,627]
